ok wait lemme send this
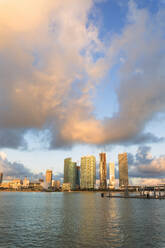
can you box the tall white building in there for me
[109,162,115,188]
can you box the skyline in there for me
[0,0,165,185]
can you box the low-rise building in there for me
[0,182,10,189]
[62,183,71,191]
[53,180,61,189]
[10,179,23,189]
[23,177,30,188]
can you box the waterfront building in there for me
[76,166,80,189]
[0,173,3,184]
[62,183,71,191]
[99,153,107,189]
[46,170,52,186]
[53,180,61,190]
[23,177,30,188]
[10,179,23,189]
[0,182,10,189]
[80,156,96,190]
[64,158,77,190]
[118,153,129,187]
[29,181,42,190]
[109,162,115,189]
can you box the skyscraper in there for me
[76,166,80,188]
[109,162,115,188]
[80,156,96,190]
[99,153,107,189]
[118,153,129,187]
[46,170,52,186]
[0,173,3,184]
[64,158,77,190]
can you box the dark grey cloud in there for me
[0,153,43,179]
[128,146,165,178]
[122,132,165,146]
[0,129,27,149]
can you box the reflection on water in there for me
[0,192,165,248]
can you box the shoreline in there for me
[0,189,137,193]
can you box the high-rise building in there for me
[80,156,96,190]
[109,162,115,188]
[23,177,30,188]
[0,173,3,184]
[76,166,80,188]
[99,153,107,189]
[64,158,77,190]
[118,153,129,187]
[46,170,52,186]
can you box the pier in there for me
[101,185,165,200]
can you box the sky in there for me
[0,0,165,185]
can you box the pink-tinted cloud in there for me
[0,0,165,149]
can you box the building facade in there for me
[62,183,71,191]
[80,156,96,190]
[109,162,115,189]
[10,179,23,189]
[64,158,77,190]
[118,153,129,187]
[23,177,30,188]
[76,166,80,189]
[53,180,61,190]
[46,170,52,186]
[99,153,107,189]
[0,173,3,184]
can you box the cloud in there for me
[0,0,165,149]
[0,152,43,179]
[128,146,165,178]
[0,0,107,148]
[54,172,64,183]
[0,129,26,149]
[118,132,165,146]
[131,177,165,186]
[49,1,165,148]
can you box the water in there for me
[0,192,165,248]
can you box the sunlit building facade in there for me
[23,177,30,188]
[109,162,115,189]
[118,153,129,187]
[62,183,71,191]
[80,156,96,189]
[53,180,61,189]
[99,153,107,189]
[46,170,52,186]
[64,158,77,190]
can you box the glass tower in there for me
[0,173,3,184]
[118,153,129,187]
[99,153,107,189]
[64,158,77,190]
[76,166,80,188]
[80,156,96,190]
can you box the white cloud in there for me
[0,0,165,150]
[0,152,7,161]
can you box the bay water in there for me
[0,192,165,248]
